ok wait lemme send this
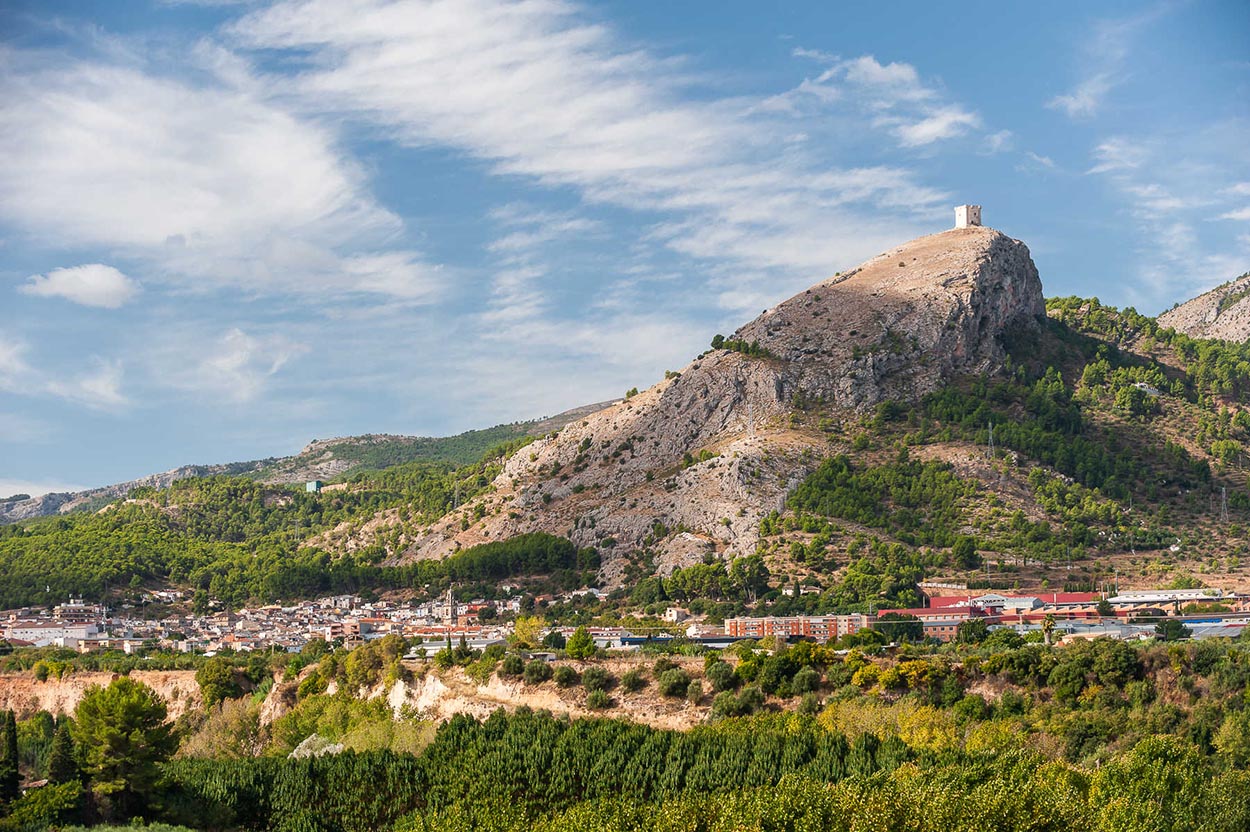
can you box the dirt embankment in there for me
[0,671,201,720]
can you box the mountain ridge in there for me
[1158,271,1250,341]
[0,402,611,524]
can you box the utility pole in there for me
[1221,486,1229,524]
[987,422,995,459]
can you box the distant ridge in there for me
[0,401,612,524]
[1158,272,1250,341]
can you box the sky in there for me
[1,0,1249,497]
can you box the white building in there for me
[955,205,982,228]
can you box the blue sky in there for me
[2,0,1248,496]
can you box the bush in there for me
[791,665,821,694]
[554,666,579,687]
[653,657,678,675]
[686,679,703,703]
[499,654,525,677]
[706,660,737,692]
[658,668,692,698]
[523,660,553,685]
[581,666,612,692]
[619,669,647,693]
[585,689,611,710]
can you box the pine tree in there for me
[0,710,19,802]
[565,626,596,661]
[47,722,78,784]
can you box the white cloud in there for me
[1047,73,1115,119]
[889,106,981,148]
[0,331,128,409]
[164,328,309,403]
[774,52,981,148]
[0,47,442,302]
[1046,7,1168,120]
[45,358,128,410]
[1088,138,1148,174]
[984,130,1014,154]
[20,263,140,308]
[1219,207,1250,222]
[229,3,948,284]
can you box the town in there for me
[3,582,1247,657]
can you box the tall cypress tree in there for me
[0,710,19,802]
[47,721,78,784]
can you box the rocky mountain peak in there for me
[392,225,1045,578]
[1157,272,1250,341]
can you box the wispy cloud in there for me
[229,1,949,293]
[1046,5,1171,119]
[779,52,982,148]
[158,328,309,404]
[0,45,442,303]
[0,331,127,410]
[20,263,140,308]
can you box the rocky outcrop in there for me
[395,227,1044,578]
[1158,272,1250,341]
[0,671,201,720]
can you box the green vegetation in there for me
[0,431,605,609]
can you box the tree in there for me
[0,710,18,803]
[1155,618,1192,642]
[952,536,981,570]
[195,656,242,708]
[565,626,596,660]
[510,616,545,650]
[873,613,924,643]
[956,618,989,644]
[72,678,176,819]
[47,721,78,784]
[1096,598,1115,617]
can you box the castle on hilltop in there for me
[955,204,982,228]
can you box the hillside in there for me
[6,224,1250,612]
[1158,272,1250,341]
[389,227,1044,579]
[0,403,609,524]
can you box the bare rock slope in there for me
[1158,272,1250,341]
[396,227,1044,579]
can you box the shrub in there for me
[554,666,579,688]
[619,669,647,693]
[706,660,737,692]
[523,660,553,685]
[499,654,525,677]
[581,666,612,692]
[585,689,611,710]
[653,657,677,675]
[792,665,821,694]
[658,668,692,698]
[686,679,703,704]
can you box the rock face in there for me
[1158,272,1250,341]
[396,226,1044,578]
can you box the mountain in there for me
[0,403,610,525]
[7,221,1250,610]
[1158,272,1250,341]
[382,226,1045,578]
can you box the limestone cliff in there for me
[1158,272,1250,341]
[393,226,1044,579]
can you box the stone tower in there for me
[955,205,982,228]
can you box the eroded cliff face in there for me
[0,671,201,720]
[1157,272,1250,342]
[385,227,1044,578]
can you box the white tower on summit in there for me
[954,205,982,228]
